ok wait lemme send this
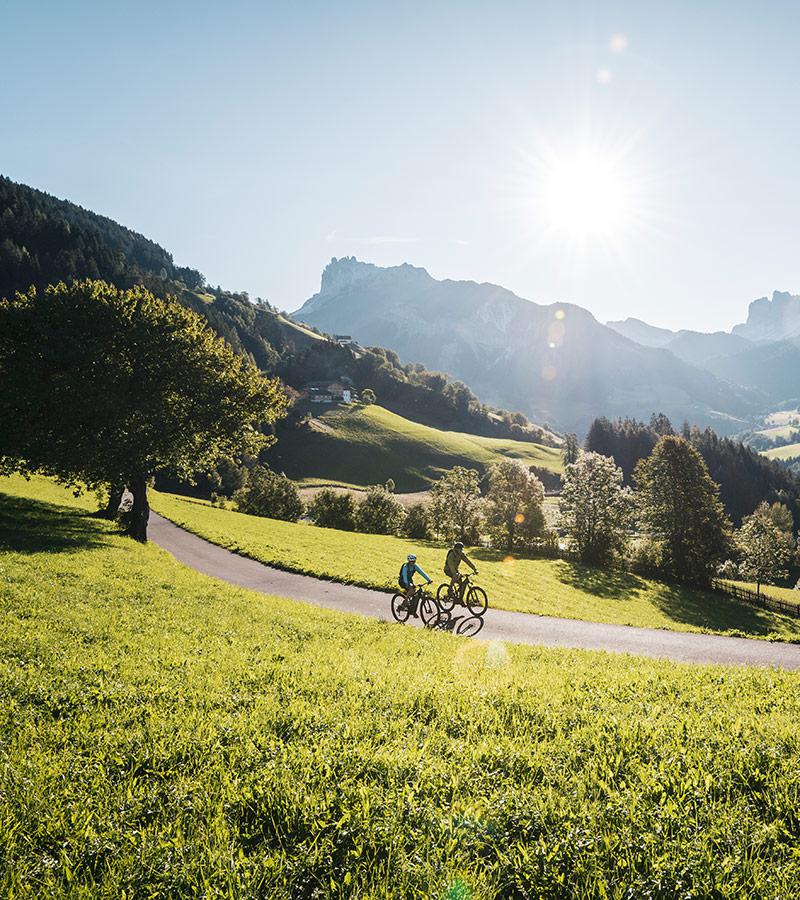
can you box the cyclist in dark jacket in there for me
[444,540,477,596]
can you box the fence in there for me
[712,579,800,619]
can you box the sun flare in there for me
[540,150,636,241]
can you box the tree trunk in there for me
[128,476,150,542]
[103,484,125,519]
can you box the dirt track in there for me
[149,512,800,670]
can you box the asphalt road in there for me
[149,512,800,670]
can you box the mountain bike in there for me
[436,572,488,616]
[391,585,442,628]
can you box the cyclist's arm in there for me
[414,563,433,584]
[463,552,478,573]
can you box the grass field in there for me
[266,403,563,491]
[151,488,800,642]
[764,441,800,461]
[3,477,800,896]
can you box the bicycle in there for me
[391,584,442,628]
[436,572,488,616]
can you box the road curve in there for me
[149,512,800,671]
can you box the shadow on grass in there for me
[553,560,648,601]
[0,494,108,553]
[552,556,785,635]
[648,582,783,636]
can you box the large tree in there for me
[736,503,795,595]
[559,451,632,564]
[428,466,484,543]
[634,436,732,584]
[0,280,286,540]
[484,459,546,552]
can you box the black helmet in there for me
[454,541,464,549]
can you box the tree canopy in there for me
[0,280,286,539]
[559,452,632,564]
[634,436,732,584]
[484,460,546,552]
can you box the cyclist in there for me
[398,553,432,615]
[444,540,478,602]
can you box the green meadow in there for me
[266,403,563,491]
[2,476,800,897]
[151,488,800,642]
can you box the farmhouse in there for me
[303,380,354,403]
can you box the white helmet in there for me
[407,553,417,562]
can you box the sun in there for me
[540,150,635,241]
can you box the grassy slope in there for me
[151,489,800,642]
[267,403,563,491]
[764,442,800,460]
[2,478,800,897]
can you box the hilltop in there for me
[265,402,562,491]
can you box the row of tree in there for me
[584,413,800,526]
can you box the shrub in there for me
[403,503,431,540]
[361,388,376,405]
[356,485,405,535]
[233,466,304,522]
[307,489,357,531]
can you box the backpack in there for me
[399,563,409,585]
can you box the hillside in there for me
[294,257,757,435]
[0,175,553,444]
[266,402,563,491]
[4,477,800,895]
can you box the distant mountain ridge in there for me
[608,292,800,405]
[295,257,757,435]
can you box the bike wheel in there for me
[466,586,488,616]
[436,582,455,612]
[418,594,442,629]
[391,593,411,623]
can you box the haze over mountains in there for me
[295,257,762,435]
[609,291,800,407]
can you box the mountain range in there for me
[294,258,763,435]
[609,292,800,405]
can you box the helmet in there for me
[454,541,464,549]
[407,553,417,561]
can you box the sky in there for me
[3,0,800,331]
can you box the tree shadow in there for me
[647,582,785,636]
[553,560,648,601]
[0,494,108,553]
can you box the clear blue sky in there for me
[4,0,800,331]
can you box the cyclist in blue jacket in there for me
[398,553,432,615]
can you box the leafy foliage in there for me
[307,489,357,531]
[737,503,795,592]
[586,413,800,525]
[403,503,431,540]
[355,485,405,535]
[0,280,285,539]
[559,452,633,564]
[233,465,304,522]
[484,460,546,552]
[635,436,733,584]
[428,467,484,544]
[360,387,376,405]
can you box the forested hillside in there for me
[0,176,553,444]
[586,414,800,524]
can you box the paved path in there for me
[149,512,800,670]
